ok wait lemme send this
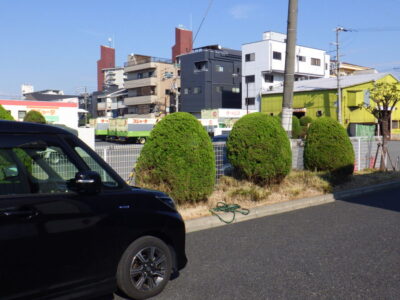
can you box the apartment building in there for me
[179,45,242,117]
[124,54,177,117]
[330,61,376,77]
[103,67,125,89]
[242,31,330,111]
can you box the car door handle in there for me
[1,209,39,218]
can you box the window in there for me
[193,87,202,94]
[311,58,321,66]
[232,87,240,93]
[183,88,190,94]
[245,53,255,62]
[325,63,328,70]
[215,65,224,72]
[245,98,255,105]
[392,120,399,129]
[74,146,118,187]
[245,75,255,83]
[137,73,143,79]
[273,51,282,60]
[18,110,26,120]
[194,61,208,71]
[297,55,306,62]
[216,86,223,93]
[263,74,274,83]
[0,136,79,195]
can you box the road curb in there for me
[185,180,400,233]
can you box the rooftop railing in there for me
[124,56,172,67]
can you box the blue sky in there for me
[1,0,399,97]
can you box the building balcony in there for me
[124,62,158,73]
[124,77,158,89]
[124,95,158,106]
[97,102,126,110]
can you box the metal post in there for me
[282,0,298,137]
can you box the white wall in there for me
[77,127,95,149]
[242,33,330,111]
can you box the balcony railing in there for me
[124,56,172,67]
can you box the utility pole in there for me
[282,0,298,137]
[335,27,348,125]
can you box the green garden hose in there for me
[209,202,250,224]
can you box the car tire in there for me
[116,236,173,300]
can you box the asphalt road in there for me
[101,187,400,300]
[159,187,399,300]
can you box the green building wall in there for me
[261,74,400,135]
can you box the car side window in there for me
[0,135,79,196]
[74,146,118,188]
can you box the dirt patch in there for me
[178,170,400,221]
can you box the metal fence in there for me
[95,137,396,182]
[291,137,384,171]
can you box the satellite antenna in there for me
[108,37,112,47]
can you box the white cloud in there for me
[229,4,255,20]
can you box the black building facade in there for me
[179,45,242,117]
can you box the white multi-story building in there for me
[103,67,125,89]
[241,31,330,111]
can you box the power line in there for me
[193,0,214,45]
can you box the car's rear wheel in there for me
[117,236,172,300]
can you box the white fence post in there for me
[358,138,361,171]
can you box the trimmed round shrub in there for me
[0,105,14,120]
[292,116,301,139]
[226,112,292,185]
[23,110,46,124]
[300,116,313,127]
[304,117,354,177]
[135,112,215,205]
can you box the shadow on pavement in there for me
[335,187,400,213]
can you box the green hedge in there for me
[135,112,215,204]
[0,105,14,120]
[304,117,354,177]
[226,113,292,184]
[292,116,301,139]
[300,116,313,127]
[23,110,46,124]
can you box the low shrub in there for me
[226,113,291,185]
[304,117,355,177]
[135,112,215,204]
[0,105,14,120]
[292,116,301,139]
[23,110,46,124]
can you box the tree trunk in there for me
[380,116,390,170]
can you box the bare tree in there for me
[361,82,400,170]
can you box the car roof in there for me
[0,120,73,135]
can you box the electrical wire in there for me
[193,0,214,46]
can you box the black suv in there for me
[0,120,187,300]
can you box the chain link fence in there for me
[95,137,398,182]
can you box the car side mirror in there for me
[74,170,102,195]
